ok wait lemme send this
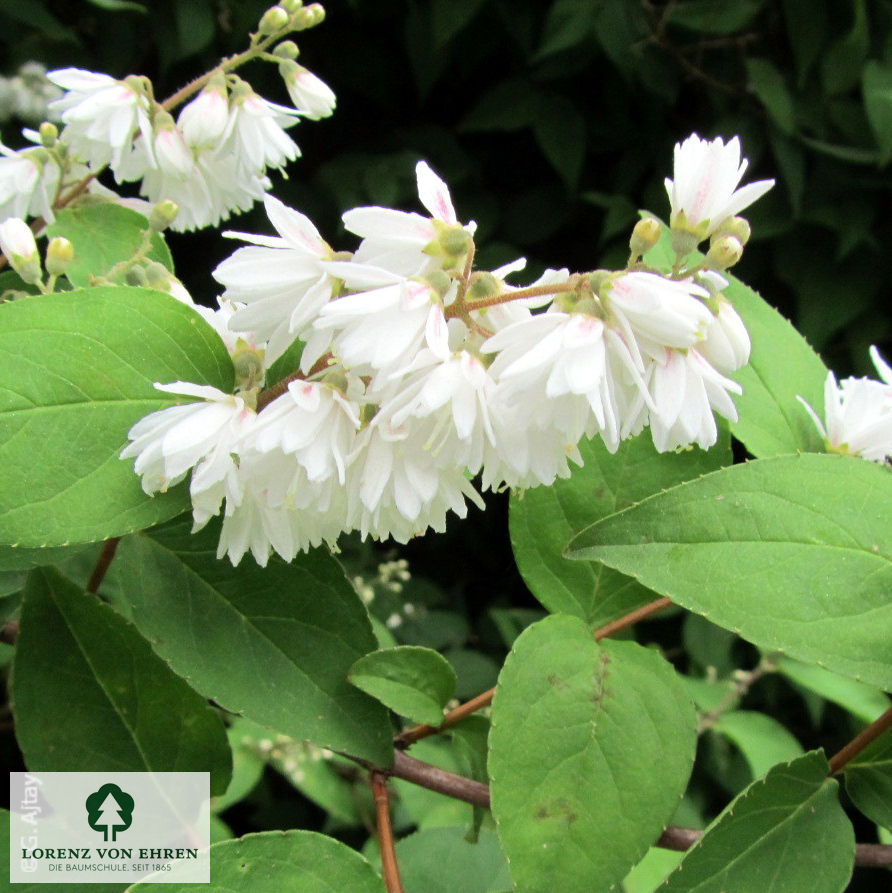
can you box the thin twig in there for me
[697,654,779,734]
[593,596,673,641]
[370,771,405,893]
[0,619,18,645]
[389,751,490,809]
[828,705,892,775]
[86,537,121,594]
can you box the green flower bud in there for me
[38,122,58,147]
[273,40,300,59]
[293,3,325,29]
[45,236,73,276]
[232,343,266,390]
[149,200,179,232]
[468,272,500,300]
[258,5,290,35]
[711,215,751,247]
[629,217,661,257]
[281,0,303,11]
[670,227,700,260]
[143,261,172,289]
[440,227,471,257]
[705,235,743,270]
[425,269,453,297]
[125,265,148,288]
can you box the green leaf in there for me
[533,95,586,190]
[210,719,266,814]
[535,0,598,60]
[113,517,393,766]
[459,78,542,132]
[663,751,854,891]
[349,645,456,725]
[0,287,232,547]
[844,728,892,830]
[11,567,231,793]
[431,0,487,47]
[0,542,89,571]
[568,453,892,690]
[781,0,826,87]
[665,0,766,35]
[711,710,804,780]
[746,58,795,135]
[85,0,146,11]
[130,830,385,892]
[47,204,173,288]
[863,61,892,165]
[821,0,869,95]
[393,827,512,893]
[509,430,730,625]
[776,657,891,723]
[623,847,684,893]
[489,615,697,891]
[644,227,828,458]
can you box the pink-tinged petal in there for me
[415,161,457,224]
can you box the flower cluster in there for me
[799,347,892,464]
[122,134,774,565]
[0,4,333,231]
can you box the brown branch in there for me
[593,596,673,641]
[389,750,490,809]
[0,619,18,645]
[86,537,121,594]
[370,771,405,893]
[828,705,892,775]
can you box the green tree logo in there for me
[85,783,134,842]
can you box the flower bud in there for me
[258,5,290,35]
[281,0,303,11]
[125,265,149,288]
[0,218,41,285]
[45,236,73,276]
[440,227,471,257]
[38,121,58,147]
[273,40,300,59]
[705,235,743,270]
[293,3,325,29]
[425,269,453,297]
[232,341,266,390]
[149,200,179,232]
[629,217,661,257]
[711,216,751,247]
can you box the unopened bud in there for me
[258,5,290,35]
[38,122,58,147]
[281,0,303,11]
[273,40,300,59]
[440,227,471,257]
[144,261,171,290]
[711,216,751,247]
[149,200,179,232]
[126,265,149,288]
[232,342,266,390]
[294,3,325,29]
[468,272,499,300]
[629,217,661,257]
[45,236,73,276]
[0,218,41,285]
[705,236,743,270]
[587,270,611,297]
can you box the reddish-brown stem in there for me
[0,620,18,646]
[86,537,121,594]
[828,704,892,775]
[456,279,577,315]
[593,596,673,641]
[255,354,333,412]
[390,751,490,809]
[370,771,405,893]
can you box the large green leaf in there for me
[0,287,232,547]
[863,60,892,165]
[663,751,854,892]
[349,645,457,725]
[569,454,892,690]
[711,711,803,780]
[113,517,393,766]
[489,615,696,891]
[11,567,231,793]
[130,830,385,892]
[844,728,892,830]
[47,203,173,288]
[510,430,729,624]
[644,227,828,458]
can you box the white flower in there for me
[871,345,892,385]
[664,134,774,237]
[214,194,337,360]
[602,271,713,355]
[282,63,336,120]
[0,141,60,222]
[178,83,229,150]
[698,296,751,373]
[343,161,473,277]
[0,217,40,283]
[799,355,892,463]
[647,348,742,452]
[48,67,153,178]
[219,87,300,175]
[120,382,256,527]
